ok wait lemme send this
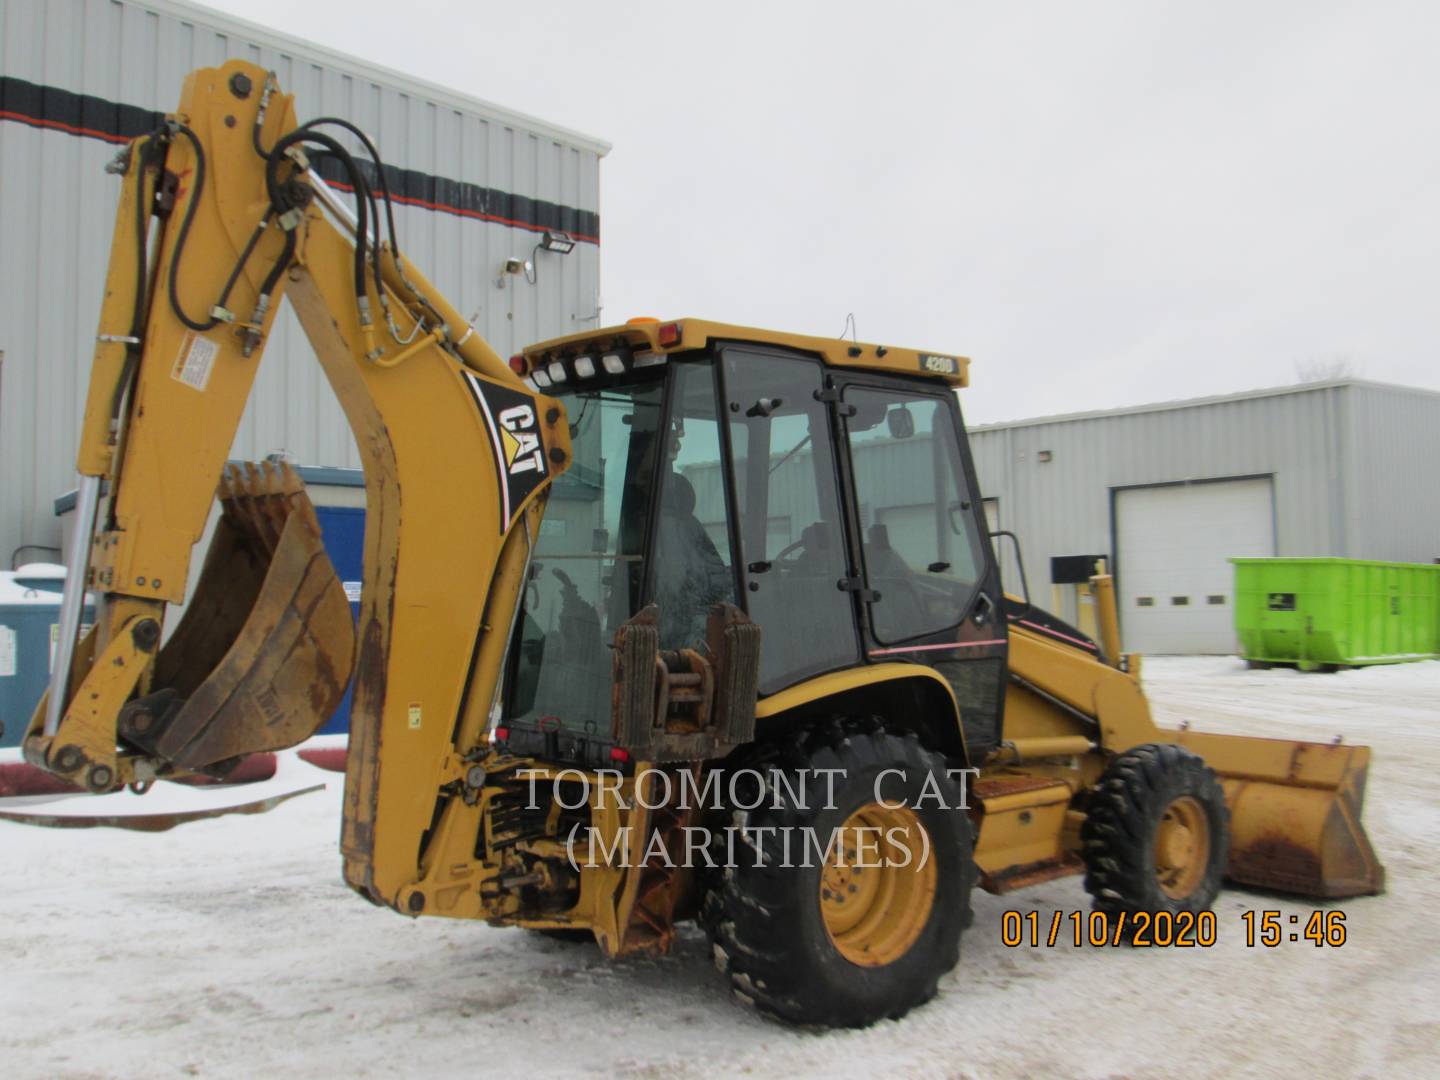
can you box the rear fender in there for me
[754,664,967,761]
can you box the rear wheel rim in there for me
[819,802,938,967]
[1155,794,1210,900]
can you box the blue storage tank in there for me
[314,502,365,734]
[0,566,94,748]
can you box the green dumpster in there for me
[1232,557,1440,670]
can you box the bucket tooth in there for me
[130,465,357,773]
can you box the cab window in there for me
[648,360,738,650]
[844,387,984,643]
[724,349,859,692]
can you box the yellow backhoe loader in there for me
[26,61,1383,1028]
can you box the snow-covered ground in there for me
[2,657,1436,1079]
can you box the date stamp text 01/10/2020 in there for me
[1000,909,1349,948]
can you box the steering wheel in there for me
[772,537,807,564]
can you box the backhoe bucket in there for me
[118,462,357,775]
[1174,730,1385,898]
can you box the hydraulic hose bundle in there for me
[157,95,421,365]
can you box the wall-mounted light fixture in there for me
[520,229,577,285]
[499,232,577,289]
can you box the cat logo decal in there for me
[462,372,548,531]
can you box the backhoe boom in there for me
[27,60,571,914]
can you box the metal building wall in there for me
[967,383,1352,613]
[0,0,607,566]
[1345,383,1440,563]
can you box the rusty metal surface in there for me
[1,752,277,798]
[973,773,1073,800]
[123,463,356,772]
[1221,777,1385,898]
[0,782,324,832]
[610,603,761,762]
[1176,729,1385,898]
[614,766,697,957]
[979,854,1084,895]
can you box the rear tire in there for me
[1081,743,1229,929]
[703,721,974,1028]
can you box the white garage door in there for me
[1116,479,1275,654]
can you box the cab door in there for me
[836,377,1008,758]
[721,346,862,694]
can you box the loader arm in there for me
[1002,583,1384,898]
[26,61,571,912]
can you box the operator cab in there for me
[498,320,1009,767]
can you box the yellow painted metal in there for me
[370,245,514,379]
[89,74,301,608]
[282,185,569,912]
[1155,795,1210,900]
[24,610,158,789]
[1173,730,1383,897]
[1091,574,1123,669]
[820,803,938,967]
[1007,620,1159,751]
[754,662,959,723]
[29,61,575,921]
[75,135,159,478]
[992,735,1095,763]
[970,776,1076,891]
[524,318,970,388]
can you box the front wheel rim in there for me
[1154,794,1211,900]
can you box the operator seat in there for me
[652,471,731,649]
[864,523,929,642]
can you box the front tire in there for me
[526,927,594,944]
[703,721,974,1028]
[1081,742,1229,925]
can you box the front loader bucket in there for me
[119,462,357,775]
[1174,730,1385,898]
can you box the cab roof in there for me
[521,318,970,388]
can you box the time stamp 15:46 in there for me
[1000,909,1348,949]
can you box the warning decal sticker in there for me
[172,332,219,391]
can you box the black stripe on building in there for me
[0,75,599,243]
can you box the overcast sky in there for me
[206,0,1438,423]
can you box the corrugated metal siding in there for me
[969,385,1353,617]
[1345,384,1440,563]
[687,437,939,550]
[0,0,605,564]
